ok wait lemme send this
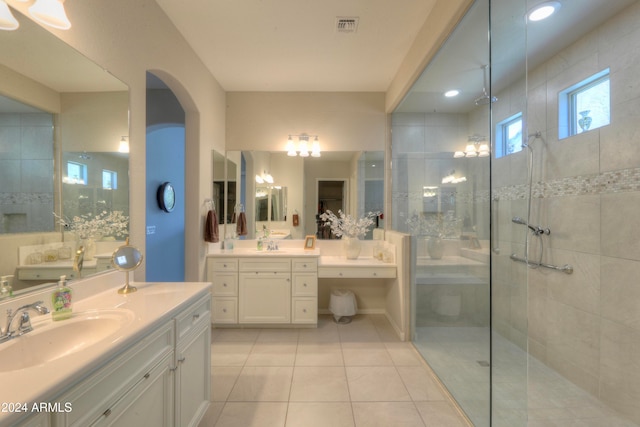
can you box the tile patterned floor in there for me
[198,315,469,427]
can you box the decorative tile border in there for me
[494,167,640,201]
[392,167,640,205]
[0,193,54,205]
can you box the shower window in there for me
[102,169,118,190]
[495,113,522,157]
[66,161,87,185]
[559,68,610,138]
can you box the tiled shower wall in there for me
[491,1,640,422]
[0,113,54,233]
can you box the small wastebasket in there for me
[329,289,357,324]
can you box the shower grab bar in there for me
[510,254,573,274]
[491,196,500,254]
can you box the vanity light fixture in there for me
[442,171,467,184]
[29,0,71,30]
[286,134,321,157]
[0,0,19,30]
[255,171,273,184]
[454,135,490,158]
[0,0,72,31]
[118,136,129,153]
[527,1,561,22]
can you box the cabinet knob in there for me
[193,313,200,320]
[303,308,307,313]
[339,272,343,276]
[222,308,227,313]
[223,264,227,267]
[303,264,307,268]
[373,272,377,276]
[178,356,186,363]
[223,283,227,287]
[303,283,307,287]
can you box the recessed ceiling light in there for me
[528,1,561,22]
[444,90,459,98]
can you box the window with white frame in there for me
[559,68,610,139]
[65,161,87,185]
[102,169,117,190]
[495,113,523,158]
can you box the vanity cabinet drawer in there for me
[52,321,174,427]
[240,258,290,272]
[292,298,317,324]
[212,297,238,323]
[212,273,238,296]
[176,294,211,341]
[292,273,317,296]
[318,266,396,279]
[292,259,317,272]
[209,259,238,272]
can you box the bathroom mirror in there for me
[226,150,383,240]
[1,11,129,294]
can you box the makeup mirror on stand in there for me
[112,239,143,294]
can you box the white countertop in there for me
[208,248,320,257]
[318,256,395,267]
[0,281,211,426]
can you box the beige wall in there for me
[491,2,640,422]
[226,92,386,152]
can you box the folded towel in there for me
[204,210,219,243]
[236,211,248,236]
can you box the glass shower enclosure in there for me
[391,0,640,425]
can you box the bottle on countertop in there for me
[0,275,13,300]
[51,275,73,321]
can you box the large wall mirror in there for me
[223,150,384,240]
[0,11,129,294]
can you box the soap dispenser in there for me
[0,275,13,300]
[51,275,73,321]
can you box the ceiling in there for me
[396,0,637,113]
[154,0,438,92]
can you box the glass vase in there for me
[343,236,362,260]
[79,236,96,260]
[427,236,444,260]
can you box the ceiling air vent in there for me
[335,17,359,34]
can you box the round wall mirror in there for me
[112,244,143,294]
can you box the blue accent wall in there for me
[146,126,185,281]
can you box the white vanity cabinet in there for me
[174,296,211,427]
[239,258,291,323]
[291,259,318,324]
[51,294,211,427]
[208,259,239,323]
[207,255,318,326]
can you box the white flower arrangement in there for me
[54,210,129,240]
[319,209,379,238]
[406,211,462,239]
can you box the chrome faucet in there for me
[266,239,279,251]
[0,301,50,343]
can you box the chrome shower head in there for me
[512,216,527,225]
[474,65,498,106]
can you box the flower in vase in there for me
[54,210,129,240]
[319,209,379,239]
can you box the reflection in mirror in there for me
[255,186,287,222]
[0,10,129,296]
[62,152,129,222]
[225,151,384,240]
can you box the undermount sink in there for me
[0,308,135,372]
